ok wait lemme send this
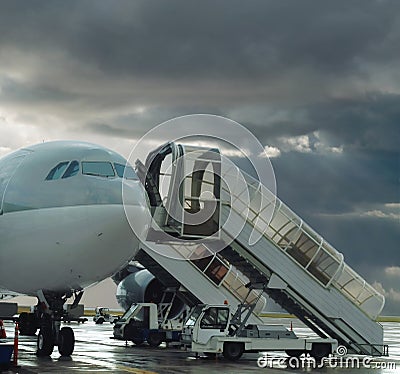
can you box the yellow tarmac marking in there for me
[116,366,158,374]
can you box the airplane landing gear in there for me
[35,290,81,357]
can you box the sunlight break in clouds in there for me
[280,135,312,153]
[261,145,281,158]
[385,267,400,277]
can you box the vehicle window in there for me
[185,305,204,327]
[205,258,229,285]
[82,161,115,177]
[114,163,138,180]
[200,307,229,329]
[62,160,80,179]
[45,162,69,180]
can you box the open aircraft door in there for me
[136,142,222,240]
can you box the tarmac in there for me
[0,319,399,373]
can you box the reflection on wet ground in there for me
[1,319,399,373]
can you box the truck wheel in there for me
[310,343,331,360]
[132,338,144,346]
[223,342,244,361]
[147,332,163,347]
[95,318,104,325]
[58,327,75,356]
[285,350,304,358]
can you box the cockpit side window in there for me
[114,163,138,180]
[62,160,80,179]
[82,161,115,177]
[45,162,69,180]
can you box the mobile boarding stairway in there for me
[133,242,266,325]
[135,142,387,356]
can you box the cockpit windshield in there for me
[114,163,138,180]
[82,161,115,177]
[62,160,80,179]
[45,160,138,181]
[45,162,69,180]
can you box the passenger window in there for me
[45,162,69,180]
[82,161,115,177]
[114,163,138,180]
[62,161,80,179]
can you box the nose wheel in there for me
[36,325,75,357]
[58,327,75,356]
[37,325,55,356]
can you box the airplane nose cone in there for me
[78,180,151,287]
[0,181,150,295]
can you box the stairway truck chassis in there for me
[187,304,337,361]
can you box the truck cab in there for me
[187,304,338,361]
[93,307,119,324]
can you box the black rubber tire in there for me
[36,327,55,356]
[126,324,144,345]
[286,350,304,358]
[58,327,75,356]
[147,332,163,347]
[19,312,29,335]
[95,318,104,325]
[132,338,144,346]
[310,343,331,360]
[223,342,244,361]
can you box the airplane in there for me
[112,262,186,320]
[0,140,149,356]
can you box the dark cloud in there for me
[0,1,399,82]
[0,0,399,313]
[229,93,400,154]
[273,151,396,213]
[0,77,76,104]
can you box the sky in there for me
[0,0,399,314]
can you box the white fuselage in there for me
[0,141,149,296]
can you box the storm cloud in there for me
[0,0,399,313]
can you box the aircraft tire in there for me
[36,326,55,356]
[19,312,37,336]
[58,327,75,356]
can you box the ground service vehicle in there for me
[113,303,183,347]
[183,304,338,361]
[93,307,119,324]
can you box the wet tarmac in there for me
[1,319,399,373]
